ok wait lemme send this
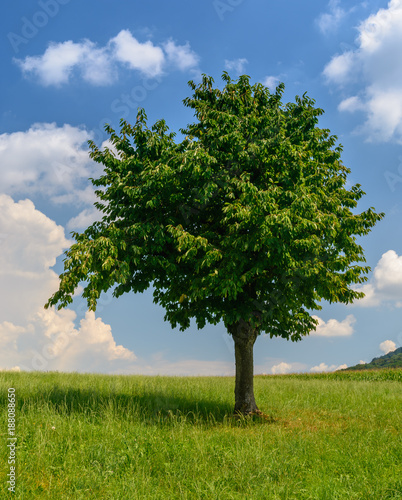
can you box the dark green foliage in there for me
[345,347,402,371]
[45,73,383,345]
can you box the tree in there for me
[45,73,384,415]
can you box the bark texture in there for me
[228,320,260,415]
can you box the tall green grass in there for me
[1,369,401,499]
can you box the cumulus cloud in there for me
[0,122,100,202]
[262,75,282,90]
[316,0,347,34]
[350,282,381,307]
[352,250,402,308]
[323,0,402,142]
[66,207,103,231]
[379,340,397,354]
[0,123,104,229]
[15,40,115,86]
[373,250,402,293]
[338,95,365,112]
[271,362,292,375]
[224,58,248,75]
[163,39,200,71]
[0,195,137,373]
[323,51,357,85]
[310,362,347,373]
[310,314,356,337]
[15,30,200,86]
[110,30,164,77]
[0,195,69,325]
[0,308,136,373]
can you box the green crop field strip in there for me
[1,369,401,499]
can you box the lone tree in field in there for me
[45,73,383,415]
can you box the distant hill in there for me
[344,346,402,371]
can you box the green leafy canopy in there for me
[45,73,384,341]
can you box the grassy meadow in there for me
[1,369,401,499]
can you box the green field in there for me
[1,369,401,499]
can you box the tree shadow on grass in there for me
[4,380,277,427]
[29,386,232,425]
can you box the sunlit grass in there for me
[1,370,401,499]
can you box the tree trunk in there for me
[229,320,260,415]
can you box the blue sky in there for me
[1,0,402,375]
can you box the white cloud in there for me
[0,195,69,325]
[323,0,402,142]
[0,195,137,373]
[373,249,402,293]
[15,30,200,86]
[0,306,236,374]
[100,138,122,159]
[262,75,281,90]
[163,39,199,71]
[15,40,115,86]
[0,122,99,203]
[310,314,356,337]
[66,207,103,231]
[111,30,165,77]
[338,95,365,112]
[310,362,347,372]
[350,282,381,307]
[352,250,402,307]
[80,44,115,86]
[40,308,135,368]
[224,58,248,75]
[379,340,397,354]
[316,0,347,34]
[15,40,85,86]
[323,51,357,85]
[360,89,402,142]
[52,185,98,208]
[271,362,292,374]
[0,308,136,373]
